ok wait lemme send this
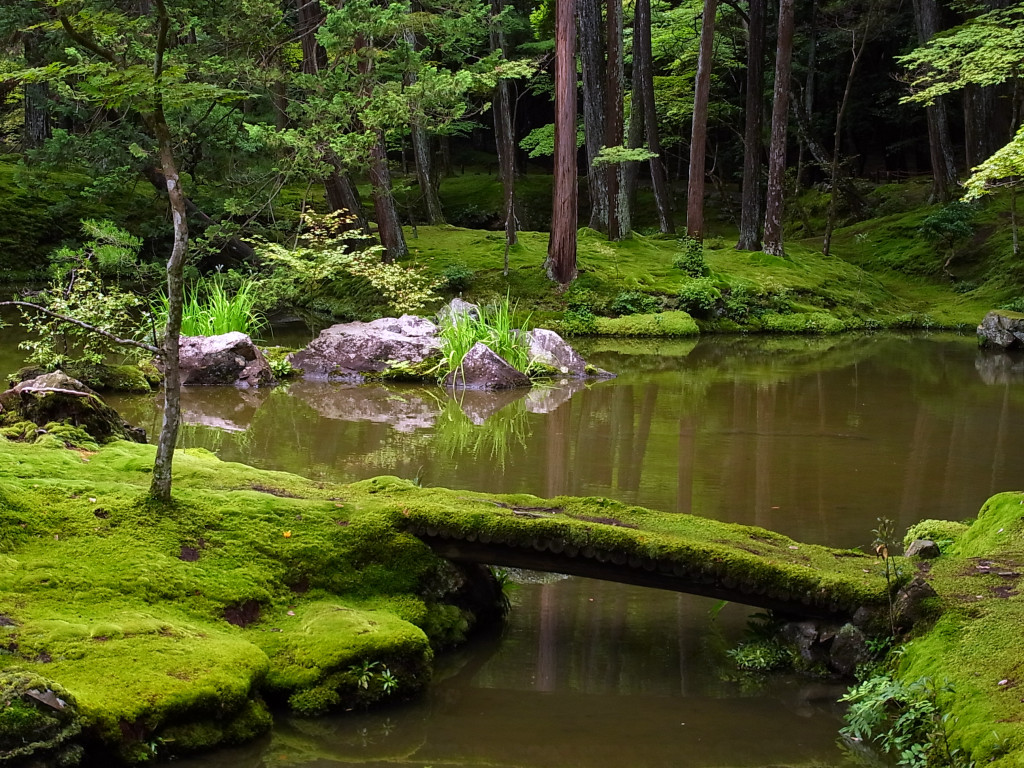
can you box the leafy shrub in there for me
[156,277,267,338]
[442,263,475,293]
[728,639,791,672]
[672,237,707,277]
[609,290,660,316]
[723,285,756,320]
[558,307,597,336]
[677,277,722,317]
[435,295,531,379]
[999,297,1024,312]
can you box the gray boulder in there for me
[526,328,588,376]
[444,343,530,390]
[288,315,441,381]
[977,310,1024,350]
[437,298,481,325]
[828,623,871,677]
[0,371,146,443]
[905,538,941,558]
[177,333,275,388]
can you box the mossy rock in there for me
[0,670,83,767]
[592,311,699,337]
[903,519,971,551]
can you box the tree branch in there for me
[0,302,161,356]
[58,15,119,65]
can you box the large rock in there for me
[526,328,588,376]
[444,343,530,390]
[0,371,146,443]
[288,315,441,381]
[177,333,276,388]
[977,310,1024,350]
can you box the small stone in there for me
[905,539,941,558]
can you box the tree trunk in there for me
[762,0,795,257]
[910,0,957,201]
[490,0,518,263]
[404,28,445,225]
[325,164,369,232]
[369,133,408,261]
[737,0,766,250]
[295,0,328,74]
[634,0,674,233]
[546,0,578,285]
[578,0,608,232]
[22,33,52,150]
[686,0,717,241]
[148,118,187,502]
[605,0,626,240]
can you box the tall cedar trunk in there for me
[605,0,625,240]
[296,0,328,74]
[369,133,408,260]
[490,0,518,260]
[404,28,445,224]
[737,0,766,250]
[911,0,957,202]
[685,0,717,241]
[624,74,645,220]
[22,33,51,150]
[325,165,369,232]
[578,0,608,232]
[762,0,796,257]
[823,28,866,256]
[546,0,578,284]
[634,0,674,233]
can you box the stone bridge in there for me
[397,491,891,622]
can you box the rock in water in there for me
[0,371,146,443]
[977,310,1024,350]
[178,333,276,388]
[289,315,441,381]
[525,328,588,375]
[444,343,531,390]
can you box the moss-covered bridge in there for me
[396,487,891,621]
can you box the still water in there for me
[6,329,1021,766]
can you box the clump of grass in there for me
[155,277,267,338]
[435,295,532,379]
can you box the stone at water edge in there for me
[905,539,941,558]
[176,332,276,388]
[444,342,531,390]
[288,315,441,381]
[525,328,588,375]
[0,371,146,443]
[977,309,1024,350]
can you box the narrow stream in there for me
[4,328,1020,766]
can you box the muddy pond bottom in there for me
[172,576,854,768]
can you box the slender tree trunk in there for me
[404,28,445,225]
[605,0,626,240]
[325,164,369,232]
[490,0,518,263]
[911,0,957,201]
[546,0,578,284]
[22,33,52,150]
[634,0,674,233]
[762,0,796,257]
[737,0,766,250]
[369,133,408,261]
[823,27,866,257]
[686,0,717,240]
[578,0,608,232]
[624,74,645,221]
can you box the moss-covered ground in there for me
[896,494,1024,766]
[0,436,894,764]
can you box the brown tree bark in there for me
[736,0,766,250]
[685,0,717,241]
[546,0,578,285]
[762,0,796,257]
[490,0,519,264]
[605,0,626,240]
[578,0,608,232]
[910,0,957,202]
[634,0,674,233]
[325,165,369,232]
[368,133,409,261]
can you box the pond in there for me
[5,329,1020,766]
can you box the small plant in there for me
[678,277,722,317]
[609,290,660,316]
[349,659,380,690]
[155,276,267,339]
[672,236,707,277]
[267,357,295,378]
[559,307,597,336]
[434,295,532,381]
[999,296,1024,312]
[872,517,908,637]
[920,200,977,277]
[727,639,790,672]
[490,567,520,616]
[441,263,475,293]
[377,666,399,694]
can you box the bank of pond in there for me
[2,332,1024,767]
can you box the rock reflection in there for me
[975,350,1024,385]
[179,387,271,432]
[286,380,443,432]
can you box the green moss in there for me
[0,670,82,766]
[952,491,1024,558]
[593,311,699,337]
[903,519,971,550]
[758,311,847,334]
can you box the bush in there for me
[609,290,660,316]
[442,263,475,293]
[672,237,707,277]
[678,277,722,317]
[558,307,597,336]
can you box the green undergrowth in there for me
[863,492,1024,766]
[0,437,893,763]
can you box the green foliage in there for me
[16,220,148,369]
[677,277,722,318]
[591,145,658,168]
[672,237,707,277]
[592,311,699,337]
[919,201,977,253]
[518,123,584,158]
[155,277,267,338]
[727,639,790,672]
[442,263,475,293]
[558,307,598,336]
[840,675,968,768]
[434,295,532,379]
[609,290,660,316]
